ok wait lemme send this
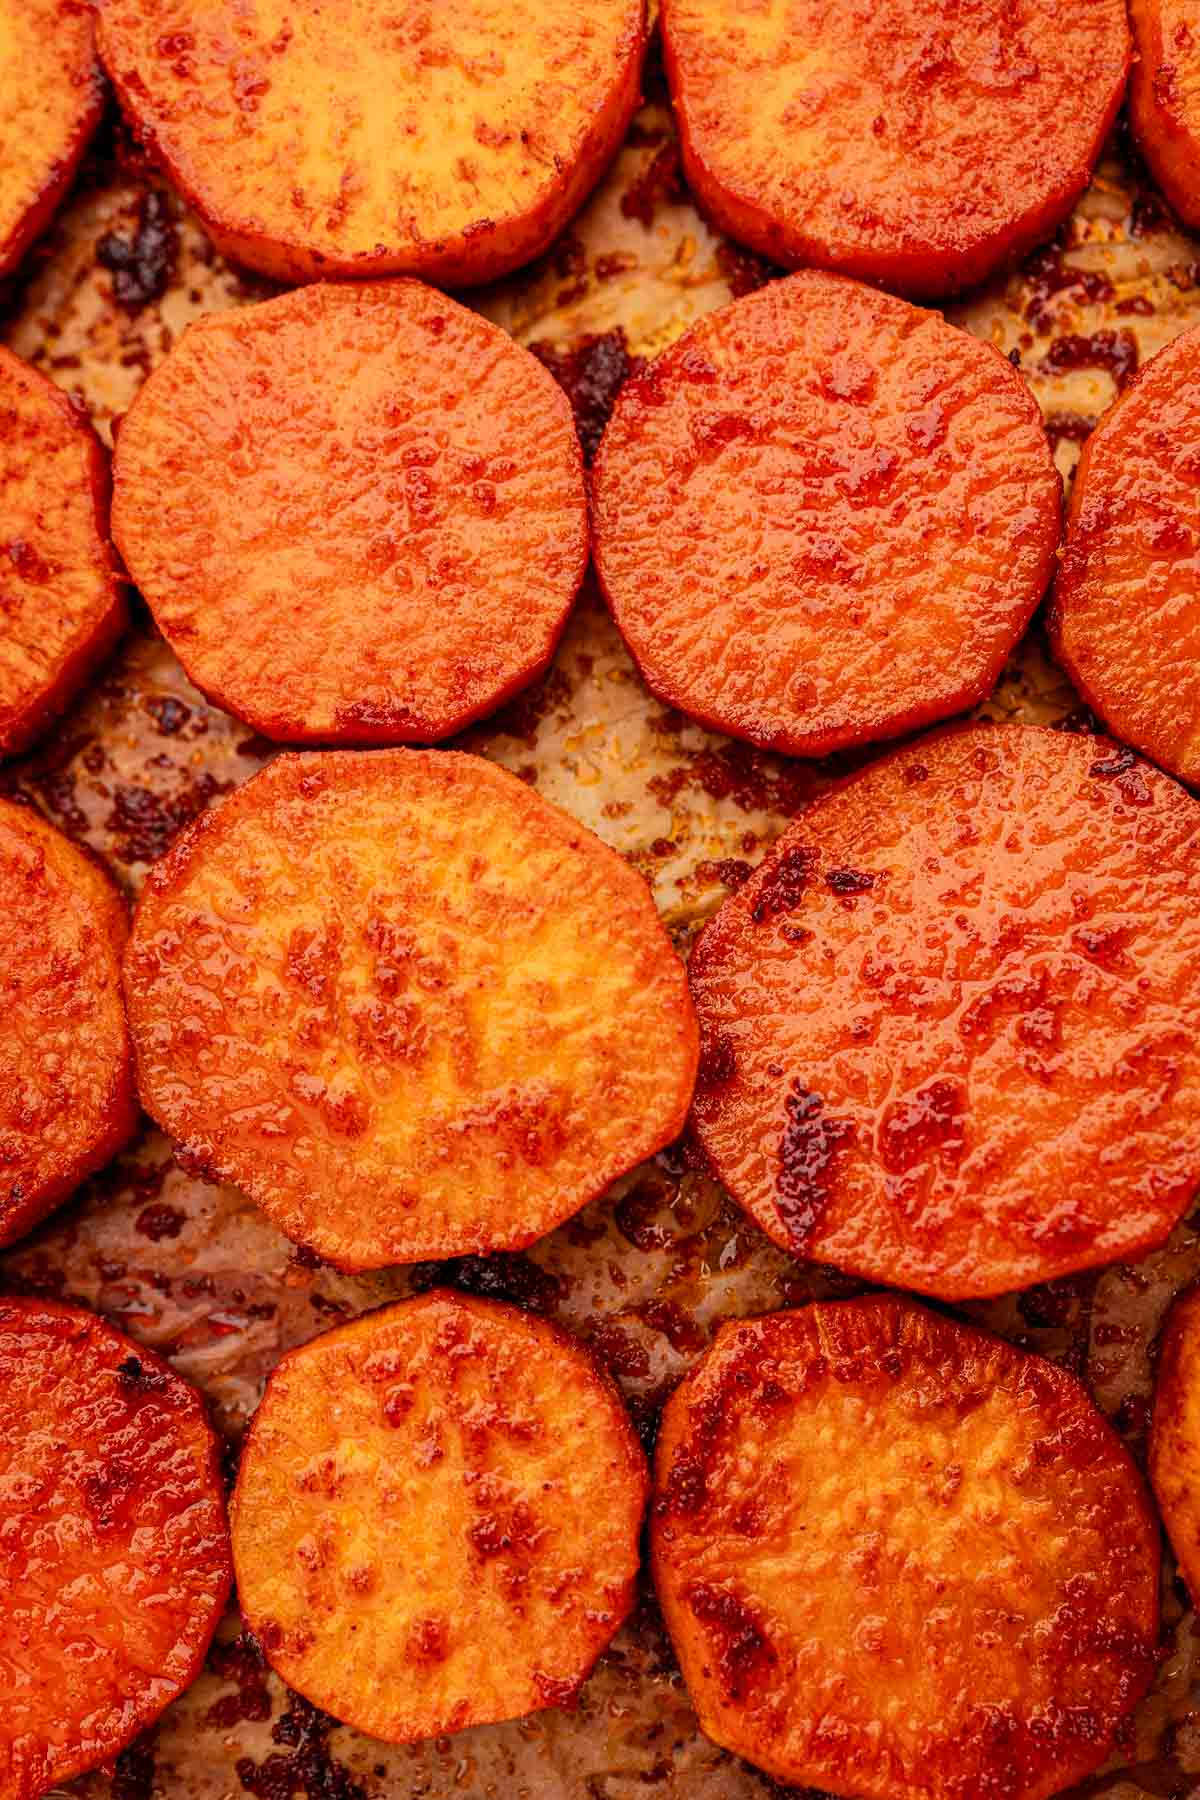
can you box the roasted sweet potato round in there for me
[95,0,646,285]
[1130,1,1200,228]
[652,1295,1160,1800]
[661,0,1129,298]
[1,798,137,1248]
[592,273,1061,758]
[111,282,588,746]
[1150,1285,1200,1605]
[0,1296,232,1798]
[0,0,103,278]
[124,748,698,1268]
[1050,324,1200,786]
[689,721,1200,1300]
[233,1289,647,1741]
[0,347,126,756]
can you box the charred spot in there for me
[716,240,785,297]
[587,1319,651,1380]
[236,1694,365,1800]
[110,1731,158,1800]
[134,1201,186,1241]
[106,773,230,865]
[1022,244,1115,334]
[695,1028,736,1093]
[1044,410,1094,451]
[529,327,644,464]
[684,1581,776,1700]
[1088,746,1154,807]
[825,866,876,896]
[143,694,192,736]
[751,843,818,923]
[411,1250,564,1315]
[116,1354,168,1392]
[206,1632,272,1730]
[878,1078,966,1175]
[693,856,753,891]
[774,1083,855,1252]
[97,190,179,313]
[1038,329,1139,392]
[620,140,685,228]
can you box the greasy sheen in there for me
[1050,324,1200,784]
[124,749,699,1268]
[1150,1287,1200,1607]
[1130,0,1200,228]
[652,1296,1160,1800]
[0,347,126,755]
[111,282,588,745]
[592,274,1062,758]
[662,0,1130,296]
[0,0,103,277]
[233,1291,647,1741]
[688,722,1200,1299]
[0,1297,232,1799]
[0,799,137,1248]
[95,0,647,283]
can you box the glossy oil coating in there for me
[661,0,1130,297]
[233,1290,647,1742]
[0,798,137,1249]
[651,1296,1160,1800]
[591,274,1061,758]
[124,749,699,1268]
[95,0,647,284]
[688,722,1200,1300]
[1130,0,1200,228]
[1150,1285,1200,1607]
[1050,324,1200,786]
[0,347,126,756]
[0,1296,232,1799]
[0,0,103,278]
[111,282,589,745]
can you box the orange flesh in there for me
[95,0,647,284]
[1130,0,1200,229]
[111,281,588,745]
[0,798,137,1248]
[662,0,1130,297]
[0,0,103,278]
[652,1296,1160,1800]
[1050,323,1200,785]
[0,1296,232,1799]
[232,1290,647,1743]
[124,748,698,1269]
[688,722,1200,1300]
[592,272,1061,758]
[1150,1286,1200,1608]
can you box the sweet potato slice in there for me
[1150,1285,1200,1605]
[0,347,126,756]
[688,721,1200,1301]
[591,273,1061,758]
[0,0,103,279]
[652,1295,1160,1800]
[0,798,137,1248]
[94,0,646,285]
[111,282,588,745]
[0,1295,232,1798]
[1050,324,1200,785]
[124,748,698,1268]
[232,1290,647,1741]
[661,0,1130,298]
[1130,1,1200,228]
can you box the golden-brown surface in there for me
[111,281,588,744]
[662,0,1130,298]
[689,722,1200,1300]
[232,1290,647,1742]
[1050,324,1200,786]
[1150,1284,1200,1607]
[592,272,1062,757]
[1131,0,1200,229]
[0,797,136,1249]
[0,1295,232,1799]
[94,0,647,284]
[0,0,102,279]
[0,345,125,756]
[652,1295,1160,1800]
[124,748,698,1268]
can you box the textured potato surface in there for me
[233,1291,647,1742]
[689,722,1200,1299]
[111,282,588,744]
[1151,1285,1200,1606]
[124,749,698,1268]
[1130,0,1200,228]
[592,273,1061,758]
[0,0,103,278]
[652,1295,1160,1800]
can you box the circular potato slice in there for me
[1,797,137,1247]
[1150,1285,1200,1605]
[592,273,1061,758]
[232,1289,647,1742]
[0,347,126,756]
[1050,324,1200,786]
[95,0,647,285]
[688,721,1200,1300]
[661,0,1129,298]
[0,1296,232,1798]
[0,0,103,278]
[124,749,698,1268]
[1130,0,1200,229]
[111,282,588,746]
[652,1295,1160,1800]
